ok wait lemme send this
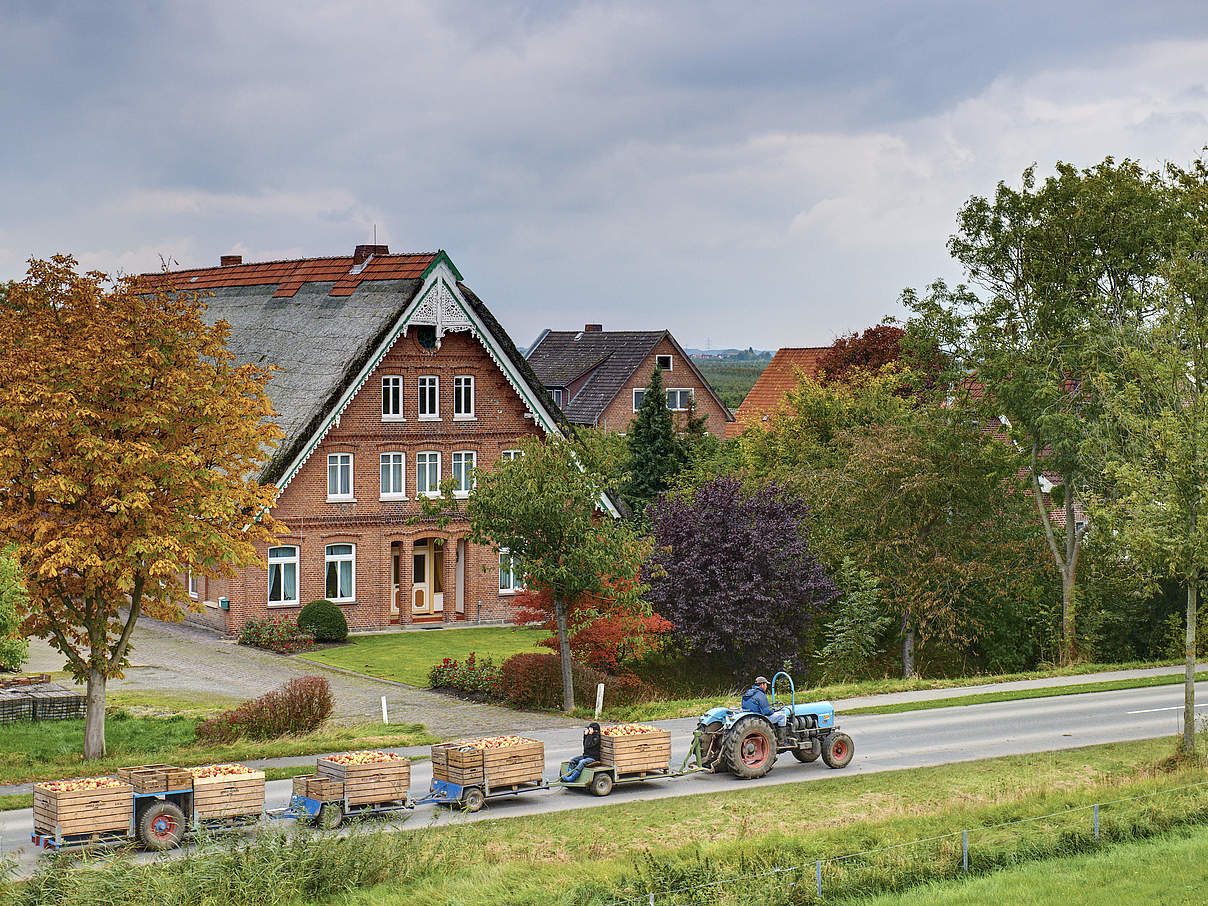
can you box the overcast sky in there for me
[3,1,1208,350]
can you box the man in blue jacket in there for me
[742,676,789,734]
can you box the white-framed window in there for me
[324,543,355,602]
[666,388,694,411]
[416,451,441,496]
[380,452,406,499]
[418,375,439,419]
[187,572,199,599]
[633,388,648,411]
[327,453,353,501]
[382,375,403,420]
[500,449,522,462]
[451,450,476,496]
[267,546,299,607]
[453,375,475,419]
[656,354,673,370]
[550,388,565,407]
[499,550,523,594]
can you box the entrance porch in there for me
[390,536,467,625]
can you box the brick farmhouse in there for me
[140,246,617,634]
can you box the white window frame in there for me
[267,546,299,607]
[382,375,404,421]
[499,550,522,594]
[550,388,565,407]
[324,543,356,603]
[453,375,475,420]
[500,449,522,462]
[633,388,646,411]
[380,451,407,500]
[656,354,673,371]
[451,450,477,497]
[416,451,441,497]
[187,572,199,599]
[666,388,694,411]
[418,375,440,420]
[327,453,354,501]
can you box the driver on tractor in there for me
[742,676,790,740]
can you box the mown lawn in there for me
[296,626,548,686]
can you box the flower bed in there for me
[239,616,314,654]
[427,652,502,698]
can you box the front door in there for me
[412,546,430,615]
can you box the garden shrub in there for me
[297,599,348,643]
[427,651,502,698]
[239,616,314,654]
[196,676,334,744]
[498,653,654,709]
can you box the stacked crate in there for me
[292,774,346,803]
[29,687,86,720]
[33,778,133,838]
[117,764,194,793]
[0,690,33,723]
[600,727,672,775]
[431,737,544,789]
[189,765,266,819]
[316,753,410,806]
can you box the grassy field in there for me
[296,626,548,686]
[692,357,771,409]
[853,825,1208,905]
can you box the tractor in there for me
[690,672,854,779]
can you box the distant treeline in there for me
[692,357,769,409]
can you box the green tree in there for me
[905,158,1173,664]
[815,559,889,682]
[0,548,29,671]
[466,436,647,711]
[624,367,683,512]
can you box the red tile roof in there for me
[726,347,828,438]
[136,253,439,298]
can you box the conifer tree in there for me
[624,367,683,512]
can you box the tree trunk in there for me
[554,598,575,712]
[1185,577,1198,755]
[1061,572,1077,667]
[901,611,916,679]
[84,668,107,760]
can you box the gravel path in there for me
[22,618,577,739]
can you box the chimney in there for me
[353,244,389,265]
[584,323,603,332]
[220,254,242,266]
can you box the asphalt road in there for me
[3,679,1205,875]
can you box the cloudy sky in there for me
[3,1,1208,350]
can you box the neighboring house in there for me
[139,245,610,635]
[726,347,828,438]
[525,325,733,437]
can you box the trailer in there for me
[416,776,548,813]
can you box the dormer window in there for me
[551,388,565,407]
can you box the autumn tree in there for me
[0,256,281,757]
[817,324,906,383]
[466,435,648,711]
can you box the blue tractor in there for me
[690,672,854,779]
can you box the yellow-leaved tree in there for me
[0,256,282,758]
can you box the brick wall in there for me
[597,337,730,436]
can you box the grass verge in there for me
[295,626,548,686]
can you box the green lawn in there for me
[296,626,548,686]
[854,826,1208,905]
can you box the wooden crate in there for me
[33,781,133,837]
[292,774,345,802]
[191,770,266,819]
[0,691,33,723]
[316,757,409,806]
[600,729,672,774]
[117,764,194,794]
[30,687,86,720]
[432,739,544,788]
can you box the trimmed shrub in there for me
[498,653,655,710]
[239,616,314,654]
[196,676,334,744]
[297,599,348,643]
[427,651,502,698]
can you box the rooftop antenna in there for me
[373,223,377,245]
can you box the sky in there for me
[3,1,1208,351]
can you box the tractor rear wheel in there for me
[725,717,776,779]
[792,739,821,763]
[821,732,854,769]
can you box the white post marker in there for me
[381,695,388,724]
[595,683,605,720]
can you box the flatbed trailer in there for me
[416,777,548,813]
[270,792,414,829]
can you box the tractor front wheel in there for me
[821,732,854,769]
[725,717,776,779]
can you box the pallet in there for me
[191,770,266,819]
[0,692,33,723]
[32,782,133,837]
[432,739,544,788]
[316,757,410,806]
[293,774,346,803]
[600,729,672,774]
[29,688,86,720]
[0,673,50,689]
[117,764,194,794]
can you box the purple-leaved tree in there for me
[645,476,837,678]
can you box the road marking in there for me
[1127,705,1208,714]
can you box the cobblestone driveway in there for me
[23,618,577,739]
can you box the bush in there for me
[297,599,348,643]
[239,616,314,654]
[427,651,503,698]
[0,548,29,671]
[498,653,654,710]
[196,676,334,744]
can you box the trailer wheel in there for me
[792,739,821,763]
[461,787,485,813]
[137,800,186,851]
[589,772,614,797]
[725,717,776,779]
[821,732,854,769]
[315,802,343,830]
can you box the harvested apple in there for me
[39,777,125,792]
[327,750,406,765]
[189,763,257,778]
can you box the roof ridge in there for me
[139,251,439,278]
